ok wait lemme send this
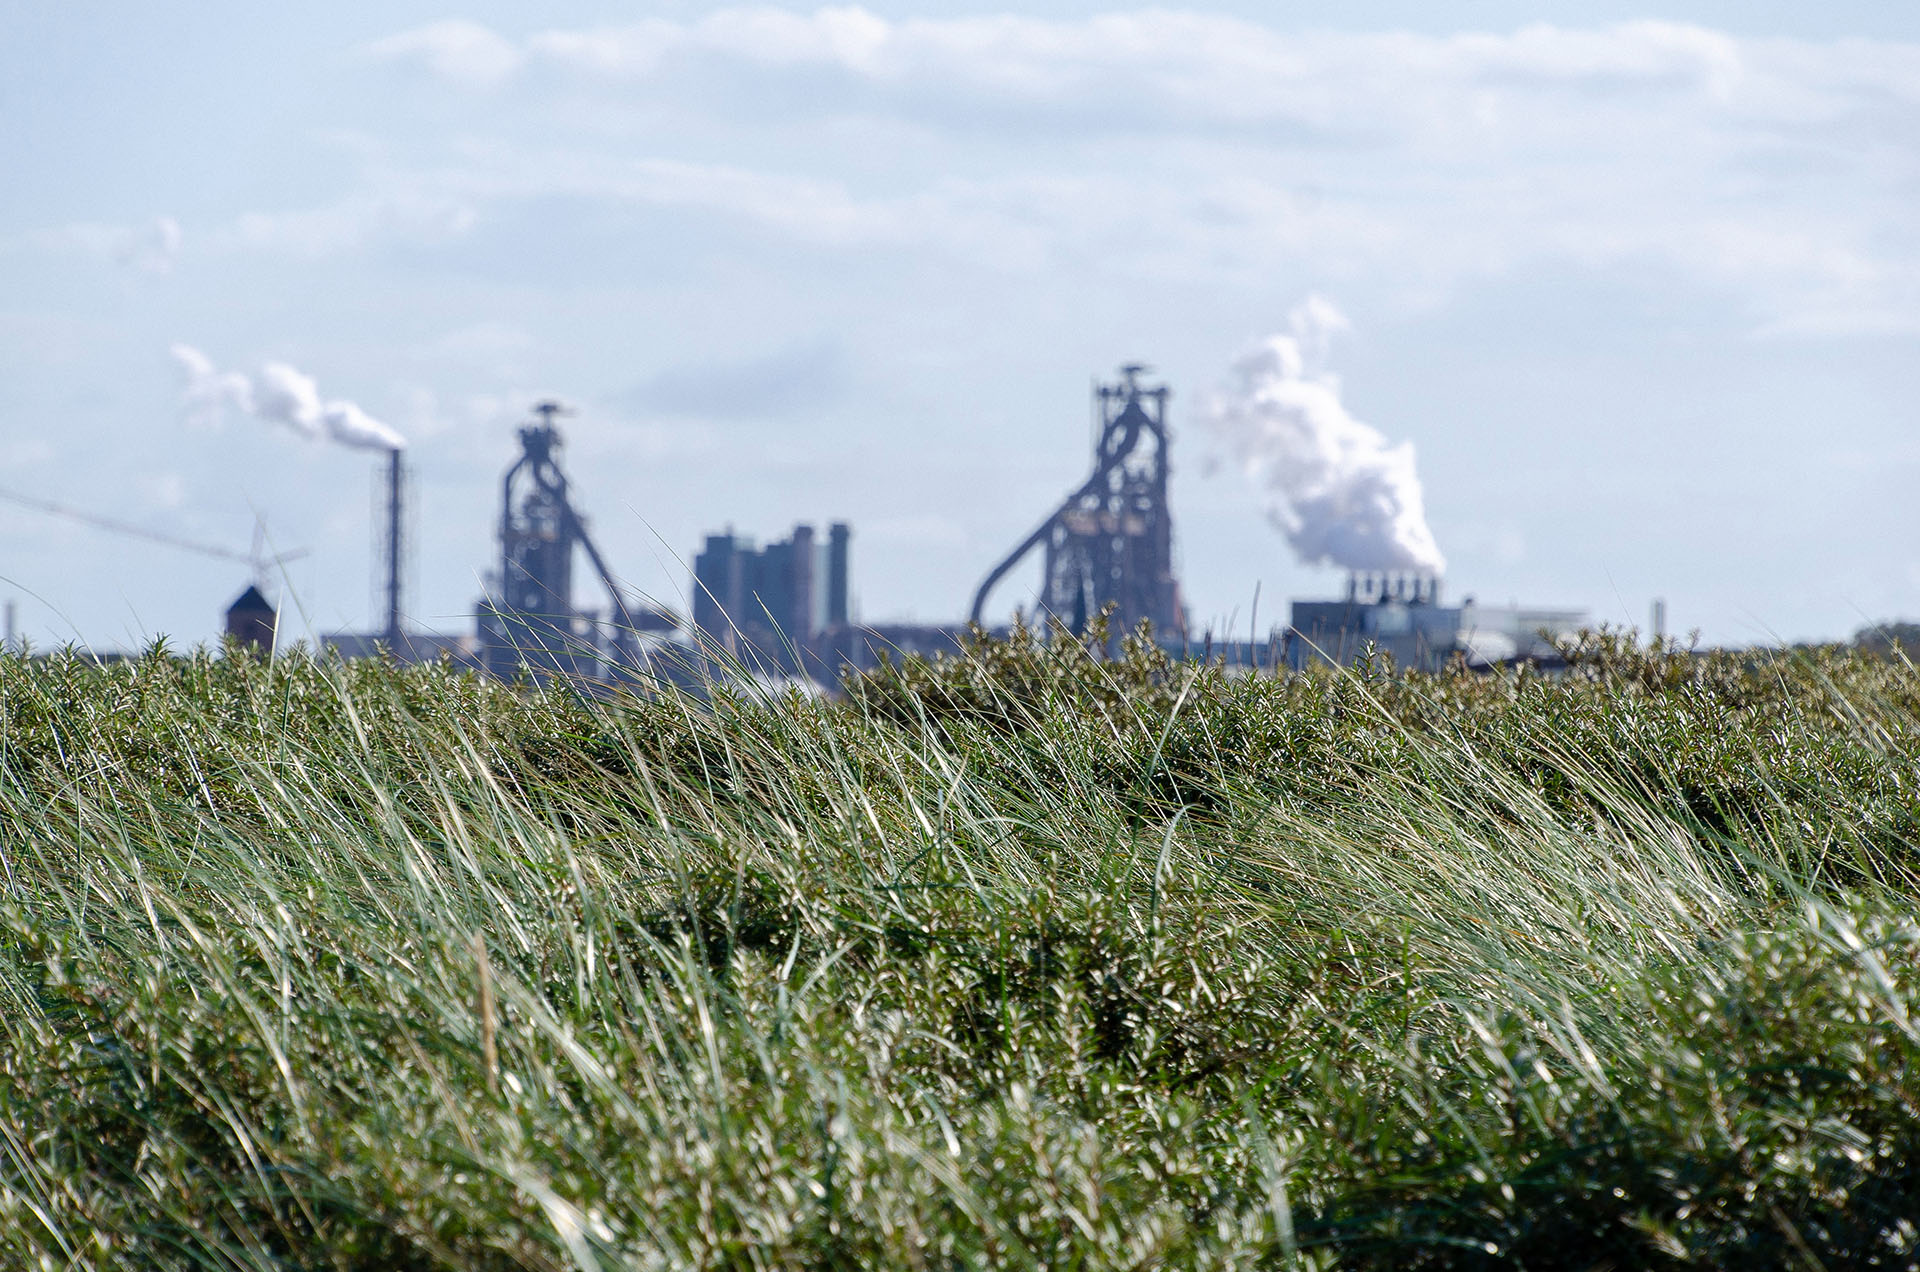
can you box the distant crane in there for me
[0,484,309,587]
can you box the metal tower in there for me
[971,365,1186,643]
[483,401,641,681]
[373,448,408,647]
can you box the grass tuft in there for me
[2,633,1918,1267]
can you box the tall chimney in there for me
[384,447,404,647]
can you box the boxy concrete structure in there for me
[1286,573,1588,671]
[693,521,849,673]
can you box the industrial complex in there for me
[309,364,1212,685]
[15,363,1590,681]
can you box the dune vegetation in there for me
[2,624,1917,1269]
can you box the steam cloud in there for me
[170,344,407,451]
[1204,298,1444,576]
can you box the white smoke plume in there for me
[1203,298,1444,576]
[252,362,324,438]
[171,343,253,428]
[170,345,407,451]
[320,401,402,450]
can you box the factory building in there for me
[1286,573,1588,671]
[693,521,850,674]
[689,522,980,683]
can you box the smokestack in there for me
[3,598,14,653]
[826,522,850,628]
[1651,598,1667,645]
[384,447,405,646]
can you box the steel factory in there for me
[308,363,1217,686]
[14,362,1589,681]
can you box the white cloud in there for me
[365,19,524,89]
[16,215,183,272]
[117,216,183,273]
[373,12,1917,128]
[171,343,253,429]
[0,439,54,471]
[254,362,326,438]
[420,321,534,364]
[227,190,477,256]
[139,472,188,511]
[333,13,1920,331]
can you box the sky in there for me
[1,0,1916,651]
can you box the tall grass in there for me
[1,627,1917,1268]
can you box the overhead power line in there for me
[0,484,309,582]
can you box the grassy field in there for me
[2,625,1918,1269]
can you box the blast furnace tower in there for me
[479,401,655,682]
[971,365,1186,642]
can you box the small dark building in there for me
[225,585,276,655]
